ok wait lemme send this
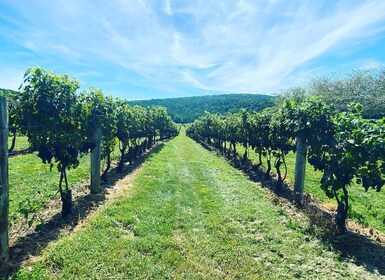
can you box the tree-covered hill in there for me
[1,89,275,123]
[129,94,276,123]
[0,88,18,97]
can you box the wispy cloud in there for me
[163,0,173,16]
[0,0,385,97]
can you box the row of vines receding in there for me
[2,66,179,218]
[186,98,385,234]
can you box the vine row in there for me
[187,98,385,233]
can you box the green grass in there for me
[237,145,385,233]
[9,152,91,223]
[8,135,31,152]
[11,132,377,279]
[9,138,146,224]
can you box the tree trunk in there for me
[127,147,134,165]
[61,189,72,218]
[8,127,16,153]
[232,142,237,158]
[294,137,307,205]
[60,167,72,218]
[90,127,101,193]
[101,150,111,183]
[243,148,248,162]
[258,152,263,166]
[142,139,147,153]
[265,158,271,180]
[275,158,283,191]
[118,142,127,173]
[216,139,221,150]
[147,135,153,149]
[134,145,139,159]
[335,186,349,234]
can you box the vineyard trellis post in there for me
[90,127,101,193]
[294,137,307,205]
[0,96,9,266]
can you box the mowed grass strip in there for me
[12,133,377,279]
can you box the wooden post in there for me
[0,96,9,266]
[90,127,101,193]
[294,137,307,205]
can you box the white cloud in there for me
[1,0,385,96]
[76,71,103,77]
[164,0,173,15]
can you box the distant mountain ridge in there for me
[0,88,276,123]
[129,93,276,123]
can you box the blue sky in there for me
[0,0,385,100]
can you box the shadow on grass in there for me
[8,148,33,158]
[1,142,166,277]
[197,140,385,275]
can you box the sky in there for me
[0,0,385,100]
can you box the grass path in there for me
[11,132,380,279]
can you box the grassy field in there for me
[10,132,379,279]
[236,145,385,234]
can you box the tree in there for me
[80,88,118,182]
[238,109,251,161]
[187,97,385,234]
[307,103,385,233]
[308,68,385,119]
[18,67,87,217]
[0,89,22,153]
[115,101,132,173]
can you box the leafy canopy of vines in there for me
[187,98,385,233]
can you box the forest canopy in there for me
[129,94,276,123]
[280,68,385,119]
